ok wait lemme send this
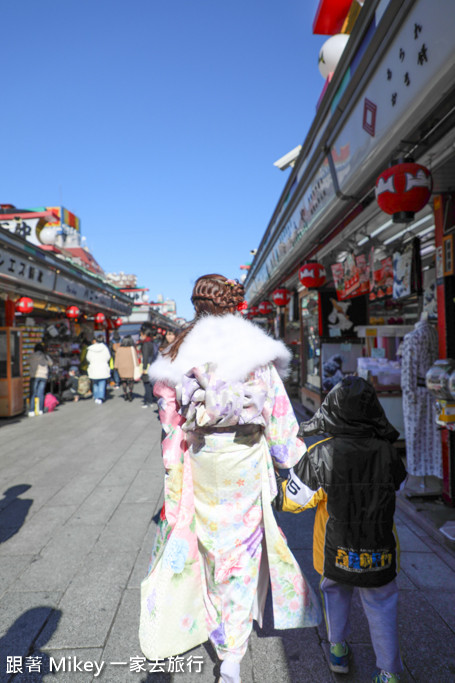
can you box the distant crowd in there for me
[27,323,176,415]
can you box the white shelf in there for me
[354,325,414,338]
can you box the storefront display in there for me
[244,0,455,503]
[401,319,442,480]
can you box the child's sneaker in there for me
[329,641,350,673]
[372,671,401,682]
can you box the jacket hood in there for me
[298,375,399,442]
[149,313,291,386]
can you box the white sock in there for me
[220,659,241,683]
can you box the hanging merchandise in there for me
[331,254,370,301]
[343,253,360,298]
[401,321,442,478]
[299,262,327,288]
[422,268,437,320]
[375,162,433,223]
[66,305,80,319]
[272,288,291,307]
[94,312,106,324]
[236,300,248,313]
[319,290,368,338]
[15,297,34,314]
[356,254,370,296]
[369,248,393,301]
[331,263,347,300]
[258,300,273,315]
[392,237,423,300]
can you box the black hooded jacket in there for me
[275,376,407,587]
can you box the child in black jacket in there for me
[275,376,407,683]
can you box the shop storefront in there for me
[0,222,132,417]
[245,0,455,504]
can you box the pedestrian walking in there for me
[28,343,53,416]
[139,324,158,408]
[110,331,121,389]
[78,334,90,375]
[159,329,176,353]
[274,375,407,683]
[139,273,321,683]
[114,335,140,402]
[86,334,111,404]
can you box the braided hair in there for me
[163,274,245,361]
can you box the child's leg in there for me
[320,577,354,642]
[358,579,403,673]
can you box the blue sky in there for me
[2,0,325,320]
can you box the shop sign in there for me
[55,274,131,314]
[0,247,55,291]
[334,0,455,198]
[0,217,47,246]
[246,159,335,301]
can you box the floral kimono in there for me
[139,314,321,662]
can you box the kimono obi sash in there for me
[176,362,268,433]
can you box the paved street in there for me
[0,390,454,683]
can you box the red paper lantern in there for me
[249,306,259,316]
[66,305,80,319]
[94,312,106,324]
[299,263,327,288]
[15,297,34,314]
[113,317,123,328]
[258,300,273,315]
[375,162,432,223]
[272,288,291,307]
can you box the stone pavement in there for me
[0,390,454,683]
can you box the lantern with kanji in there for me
[94,312,106,325]
[259,300,273,315]
[113,317,123,328]
[299,262,327,288]
[249,306,259,316]
[15,297,34,314]
[66,305,80,319]
[272,288,291,307]
[375,162,433,223]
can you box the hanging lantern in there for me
[299,262,327,288]
[113,317,123,328]
[249,306,259,316]
[259,300,273,315]
[318,34,349,79]
[272,288,291,307]
[94,312,106,324]
[66,305,80,319]
[375,162,433,223]
[15,297,34,314]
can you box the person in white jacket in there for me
[86,334,111,404]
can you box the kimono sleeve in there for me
[262,363,306,469]
[153,381,187,469]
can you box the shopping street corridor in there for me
[0,389,454,682]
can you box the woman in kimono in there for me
[139,274,321,683]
